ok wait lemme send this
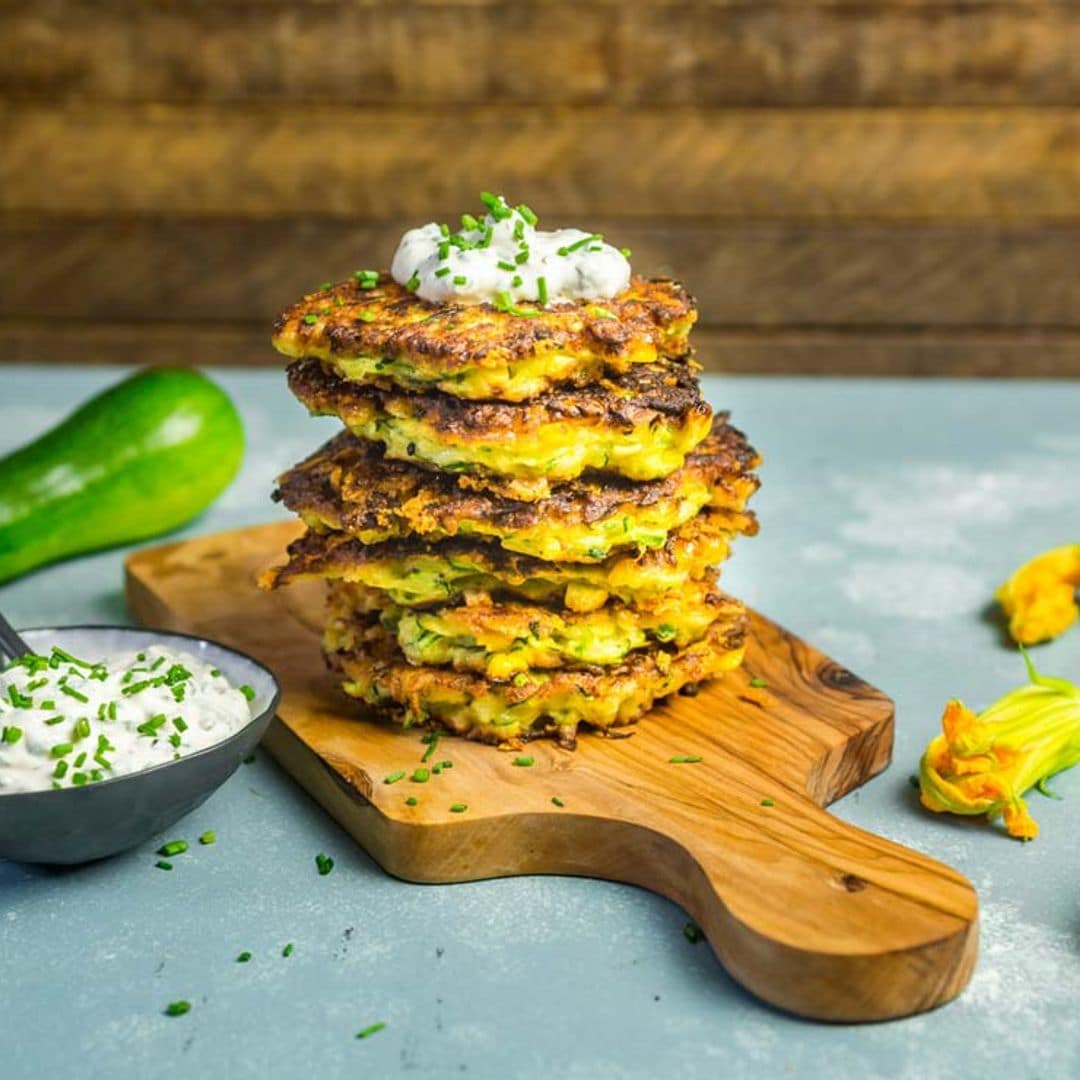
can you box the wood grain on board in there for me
[125,521,979,1022]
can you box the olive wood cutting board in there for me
[125,521,977,1023]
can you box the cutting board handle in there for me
[583,783,978,1022]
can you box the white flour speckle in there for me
[834,458,1080,556]
[841,560,987,620]
[800,542,846,565]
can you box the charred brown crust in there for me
[273,415,760,541]
[271,275,695,370]
[286,355,711,438]
[325,606,749,745]
[261,506,758,592]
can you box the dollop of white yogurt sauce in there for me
[390,193,631,307]
[0,644,254,794]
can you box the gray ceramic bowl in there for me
[0,625,280,865]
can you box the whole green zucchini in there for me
[0,367,244,584]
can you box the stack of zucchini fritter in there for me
[264,272,760,747]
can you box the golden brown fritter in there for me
[271,275,696,402]
[287,357,713,501]
[325,603,749,746]
[260,507,758,609]
[324,574,738,679]
[272,415,760,562]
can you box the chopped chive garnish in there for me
[551,797,565,807]
[460,213,479,231]
[155,860,173,871]
[405,797,418,807]
[517,204,538,226]
[449,803,468,814]
[238,684,255,702]
[94,753,111,770]
[168,733,182,748]
[74,717,91,740]
[158,840,188,858]
[355,1022,386,1040]
[514,248,529,265]
[164,1000,190,1017]
[199,831,216,846]
[496,260,516,272]
[511,274,523,288]
[588,305,616,320]
[512,756,534,767]
[761,798,775,807]
[420,733,439,763]
[302,314,318,325]
[107,701,117,720]
[405,271,421,292]
[557,233,602,256]
[122,680,155,697]
[1,725,22,744]
[236,951,252,963]
[384,770,406,785]
[537,277,548,305]
[683,922,704,944]
[74,752,87,768]
[72,772,88,786]
[52,760,68,779]
[50,742,73,759]
[438,760,453,770]
[282,943,294,957]
[452,275,467,286]
[315,853,334,876]
[52,646,93,669]
[173,716,188,733]
[749,677,768,688]
[26,678,47,692]
[620,247,631,258]
[353,269,379,288]
[59,684,88,704]
[136,714,167,737]
[434,266,451,278]
[210,669,221,678]
[410,768,430,783]
[39,699,56,711]
[44,715,64,726]
[669,755,703,764]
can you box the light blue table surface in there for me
[2,366,1079,1079]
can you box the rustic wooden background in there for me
[2,0,1079,376]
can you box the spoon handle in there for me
[0,612,32,664]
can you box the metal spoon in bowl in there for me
[0,610,31,664]
[0,621,280,865]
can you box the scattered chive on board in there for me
[315,852,335,876]
[164,1001,191,1017]
[356,1022,386,1040]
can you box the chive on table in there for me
[2,366,1079,1079]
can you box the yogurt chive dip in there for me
[390,191,632,310]
[0,644,255,794]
